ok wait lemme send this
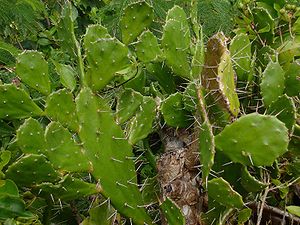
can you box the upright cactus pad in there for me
[83,24,110,50]
[76,87,152,224]
[207,177,244,209]
[85,38,129,91]
[16,51,50,95]
[6,154,59,187]
[161,6,191,79]
[260,61,285,107]
[285,61,300,96]
[45,89,78,132]
[241,166,268,193]
[53,62,77,92]
[16,118,46,155]
[45,122,90,172]
[160,198,185,225]
[267,94,296,131]
[135,30,162,62]
[120,1,154,45]
[229,33,252,81]
[215,113,289,166]
[202,33,240,116]
[0,84,43,119]
[197,89,215,186]
[161,93,192,128]
[127,96,156,145]
[116,88,143,124]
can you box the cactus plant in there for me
[16,51,50,95]
[160,197,185,225]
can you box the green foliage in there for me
[160,198,185,225]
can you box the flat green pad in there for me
[0,195,33,220]
[0,180,19,197]
[45,89,78,132]
[285,61,300,97]
[57,2,78,59]
[197,88,215,186]
[120,1,154,45]
[161,6,190,78]
[160,198,185,225]
[135,30,161,62]
[76,87,152,225]
[183,83,198,112]
[116,89,143,124]
[6,154,58,187]
[207,177,244,209]
[0,84,43,119]
[16,118,46,154]
[45,122,90,172]
[260,61,285,107]
[215,113,289,166]
[161,93,192,128]
[127,96,156,145]
[16,51,50,95]
[229,33,252,81]
[83,24,110,50]
[36,175,100,201]
[218,49,240,116]
[53,62,77,92]
[267,94,296,131]
[85,38,129,91]
[241,166,267,193]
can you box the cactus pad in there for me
[85,38,129,91]
[160,197,185,225]
[215,113,289,166]
[127,96,156,145]
[6,154,59,187]
[241,166,268,193]
[0,84,43,119]
[260,61,285,107]
[45,89,78,132]
[45,122,90,172]
[207,177,244,209]
[135,30,162,62]
[53,62,77,92]
[16,51,50,95]
[229,33,252,81]
[120,1,154,45]
[161,6,190,78]
[161,93,192,128]
[116,88,143,124]
[285,61,300,96]
[267,94,296,131]
[16,118,46,154]
[83,24,110,50]
[76,87,152,224]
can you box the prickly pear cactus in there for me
[16,51,50,95]
[0,84,43,119]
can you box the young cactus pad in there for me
[53,62,77,92]
[161,93,192,128]
[83,24,110,50]
[160,197,185,225]
[127,96,156,145]
[161,6,191,78]
[241,166,268,193]
[116,88,143,124]
[135,30,162,62]
[16,118,46,155]
[45,122,90,172]
[229,33,252,81]
[260,61,285,107]
[215,113,289,166]
[16,51,50,95]
[85,38,129,91]
[45,89,79,132]
[75,87,152,224]
[284,61,300,96]
[6,154,59,187]
[207,177,244,209]
[120,1,154,45]
[0,84,43,119]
